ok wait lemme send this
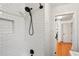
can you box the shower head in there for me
[25,7,30,12]
[39,3,43,9]
[25,7,32,12]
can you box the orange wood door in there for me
[56,41,72,56]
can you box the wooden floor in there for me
[56,41,72,56]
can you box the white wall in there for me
[0,3,45,56]
[50,3,79,55]
[24,4,45,56]
[0,12,26,56]
[44,4,51,56]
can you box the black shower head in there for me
[39,3,43,9]
[25,7,32,12]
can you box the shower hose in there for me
[29,11,34,36]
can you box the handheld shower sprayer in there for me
[25,7,34,36]
[24,4,43,36]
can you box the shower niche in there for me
[0,18,14,55]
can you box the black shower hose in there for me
[29,11,34,36]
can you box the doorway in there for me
[55,13,73,56]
